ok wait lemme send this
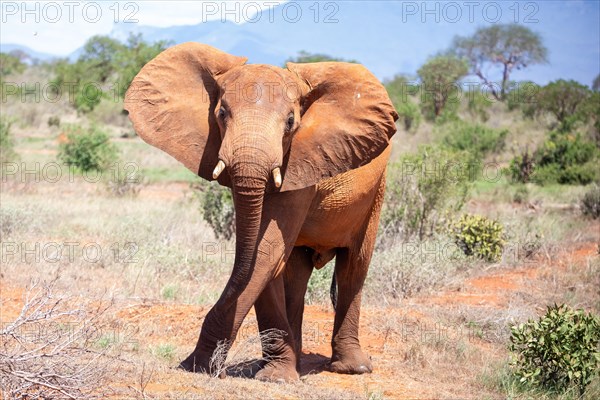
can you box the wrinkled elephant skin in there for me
[125,43,398,381]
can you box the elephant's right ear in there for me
[124,43,247,186]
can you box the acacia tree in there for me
[452,24,548,101]
[417,55,468,120]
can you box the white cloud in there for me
[134,1,287,27]
[0,1,286,55]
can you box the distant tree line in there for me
[48,34,171,113]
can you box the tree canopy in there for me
[417,55,468,120]
[285,50,358,64]
[0,52,27,77]
[452,24,548,101]
[51,33,171,113]
[535,79,591,132]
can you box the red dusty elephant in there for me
[125,43,398,382]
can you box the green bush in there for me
[0,52,26,76]
[581,185,600,219]
[439,120,508,160]
[380,145,470,243]
[532,133,599,185]
[384,75,421,132]
[306,262,334,305]
[57,124,118,172]
[467,90,493,122]
[451,214,505,262]
[47,116,61,128]
[50,33,170,113]
[194,182,235,240]
[509,304,600,395]
[507,147,535,184]
[0,117,17,163]
[506,81,540,118]
[396,100,421,132]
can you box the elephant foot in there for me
[329,348,373,375]
[255,361,299,383]
[178,352,211,374]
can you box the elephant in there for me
[124,42,398,382]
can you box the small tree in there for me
[536,80,591,132]
[79,35,125,83]
[452,24,548,101]
[417,55,468,120]
[113,33,171,98]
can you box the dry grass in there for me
[0,280,115,399]
[2,70,599,398]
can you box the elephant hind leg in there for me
[283,246,315,371]
[329,175,386,375]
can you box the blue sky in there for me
[1,1,598,85]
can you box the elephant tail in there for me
[330,270,337,311]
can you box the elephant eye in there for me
[217,106,227,120]
[286,112,295,131]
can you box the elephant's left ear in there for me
[280,62,398,192]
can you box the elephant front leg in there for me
[180,186,316,376]
[253,274,299,382]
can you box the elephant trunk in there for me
[189,144,273,373]
[227,156,268,295]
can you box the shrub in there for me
[509,304,600,395]
[467,89,493,122]
[506,81,540,118]
[0,52,26,76]
[0,117,17,163]
[47,116,61,128]
[439,120,508,160]
[380,145,470,244]
[194,182,235,240]
[384,75,421,132]
[104,162,144,197]
[512,185,529,204]
[507,147,535,183]
[57,124,118,172]
[532,133,599,185]
[581,185,600,219]
[396,100,421,132]
[451,214,505,262]
[306,262,334,305]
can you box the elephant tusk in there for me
[272,167,282,188]
[212,160,225,179]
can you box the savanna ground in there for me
[1,68,599,399]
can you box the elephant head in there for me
[124,42,397,288]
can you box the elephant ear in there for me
[124,42,247,186]
[280,62,398,192]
